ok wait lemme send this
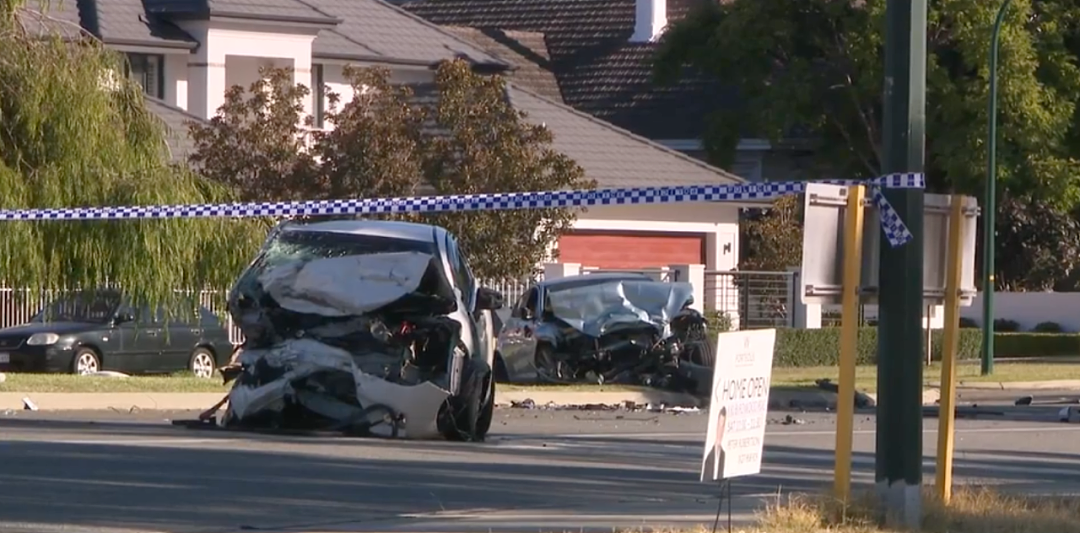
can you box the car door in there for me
[498,286,541,380]
[159,302,201,373]
[444,235,482,357]
[112,305,164,373]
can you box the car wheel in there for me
[534,344,568,383]
[684,339,716,367]
[72,347,101,375]
[474,376,495,440]
[189,348,216,379]
[441,364,485,442]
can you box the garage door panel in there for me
[558,231,705,269]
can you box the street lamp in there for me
[982,0,1012,376]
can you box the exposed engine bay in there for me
[195,225,489,440]
[530,280,714,396]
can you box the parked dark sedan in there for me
[0,289,234,377]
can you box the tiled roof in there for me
[145,97,205,163]
[19,1,87,40]
[22,0,196,48]
[143,0,340,25]
[506,83,741,187]
[407,81,742,189]
[303,0,506,66]
[440,26,562,102]
[400,0,723,140]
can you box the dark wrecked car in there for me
[215,220,504,441]
[494,273,714,394]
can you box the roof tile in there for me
[440,26,563,102]
[303,0,506,66]
[401,0,723,140]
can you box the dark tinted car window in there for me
[33,290,122,323]
[199,307,222,327]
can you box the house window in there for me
[126,53,164,99]
[312,63,324,128]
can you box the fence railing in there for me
[703,270,798,330]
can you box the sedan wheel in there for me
[73,348,100,375]
[189,349,216,379]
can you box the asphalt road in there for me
[1,405,1080,533]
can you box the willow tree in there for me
[0,3,264,309]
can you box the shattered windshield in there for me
[258,229,438,271]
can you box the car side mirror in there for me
[114,312,135,325]
[475,287,504,311]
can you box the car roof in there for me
[539,272,654,289]
[279,219,444,243]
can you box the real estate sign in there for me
[700,328,776,482]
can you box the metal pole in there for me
[878,0,926,527]
[834,185,865,502]
[936,195,966,504]
[981,0,1011,376]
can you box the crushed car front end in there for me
[220,222,479,440]
[538,279,713,393]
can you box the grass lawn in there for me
[0,371,230,393]
[771,361,1080,392]
[731,485,1080,533]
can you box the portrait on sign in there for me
[700,328,777,483]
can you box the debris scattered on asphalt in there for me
[1017,395,1080,406]
[505,398,702,413]
[922,405,1004,418]
[22,397,38,411]
[780,414,806,425]
[814,378,876,408]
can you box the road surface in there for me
[0,405,1077,533]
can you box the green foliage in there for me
[188,59,592,282]
[772,327,1080,366]
[1033,321,1065,333]
[0,2,263,310]
[996,194,1080,290]
[421,60,593,281]
[654,0,1080,288]
[739,195,803,270]
[994,318,1021,332]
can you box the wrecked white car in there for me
[209,220,504,441]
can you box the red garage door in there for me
[557,231,706,269]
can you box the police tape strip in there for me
[0,173,924,246]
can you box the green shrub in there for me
[767,327,1080,367]
[1033,321,1065,333]
[959,317,979,328]
[994,318,1021,332]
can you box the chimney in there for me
[630,0,668,43]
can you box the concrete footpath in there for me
[0,384,946,412]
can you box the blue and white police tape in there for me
[0,172,924,246]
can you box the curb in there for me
[925,380,1080,391]
[0,386,939,412]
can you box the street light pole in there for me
[981,0,1012,376]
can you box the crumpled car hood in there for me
[259,251,442,317]
[546,280,694,338]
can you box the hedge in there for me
[717,327,1080,367]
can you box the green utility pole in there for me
[981,0,1012,376]
[878,0,926,528]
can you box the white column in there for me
[187,43,226,119]
[292,55,314,123]
[543,263,581,280]
[668,264,705,312]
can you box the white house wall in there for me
[163,53,188,110]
